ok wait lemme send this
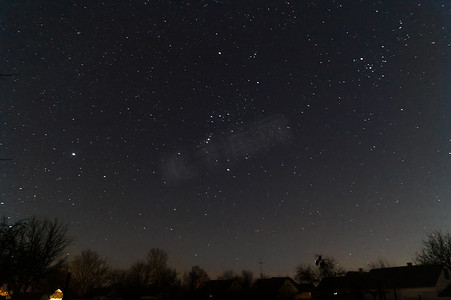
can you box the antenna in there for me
[258,258,263,279]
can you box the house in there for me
[364,264,451,300]
[252,277,300,300]
[0,286,10,300]
[198,279,243,299]
[315,271,368,300]
[40,289,64,300]
[49,289,63,300]
[297,283,315,299]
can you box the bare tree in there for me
[127,248,177,289]
[128,261,152,288]
[217,270,253,288]
[0,217,71,299]
[295,264,320,284]
[184,265,209,290]
[70,250,111,297]
[295,255,346,285]
[158,267,178,288]
[239,270,253,289]
[146,247,169,286]
[217,270,238,280]
[415,230,451,269]
[109,268,128,288]
[367,258,392,269]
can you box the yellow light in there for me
[0,287,11,299]
[49,289,63,300]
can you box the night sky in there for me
[1,1,450,277]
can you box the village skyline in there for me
[2,216,451,300]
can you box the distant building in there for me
[40,289,64,300]
[315,271,368,300]
[252,277,301,300]
[297,283,315,299]
[364,264,451,300]
[314,264,451,300]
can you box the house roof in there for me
[367,265,444,289]
[317,272,369,295]
[346,271,370,284]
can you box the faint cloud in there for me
[161,114,292,185]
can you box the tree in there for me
[0,217,71,299]
[295,264,320,284]
[109,268,128,288]
[184,265,209,290]
[146,247,169,286]
[415,230,451,269]
[295,255,346,285]
[217,270,238,280]
[158,267,178,289]
[367,258,392,269]
[128,261,152,288]
[70,250,112,297]
[127,248,177,289]
[239,270,253,289]
[217,270,253,288]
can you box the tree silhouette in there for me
[70,249,112,297]
[367,258,392,269]
[216,269,253,288]
[185,265,209,290]
[128,260,152,288]
[239,270,254,289]
[146,247,170,286]
[127,248,177,289]
[295,255,346,285]
[217,270,238,280]
[0,217,71,299]
[415,230,451,269]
